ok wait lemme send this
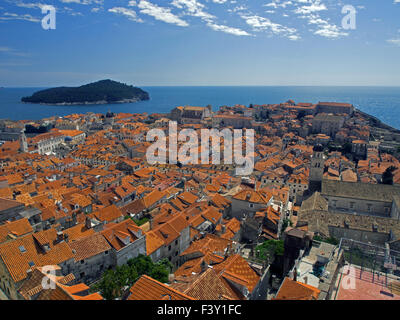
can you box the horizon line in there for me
[3,84,400,88]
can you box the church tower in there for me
[308,144,326,193]
[19,129,28,153]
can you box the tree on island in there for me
[21,79,149,104]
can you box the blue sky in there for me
[1,0,400,86]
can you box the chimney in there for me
[200,260,208,273]
[221,225,226,234]
[304,276,308,284]
[56,231,64,243]
[85,216,92,229]
[293,268,297,281]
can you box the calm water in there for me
[1,86,400,129]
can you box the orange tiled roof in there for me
[62,224,95,242]
[128,275,195,300]
[0,229,74,283]
[213,254,260,293]
[274,277,320,300]
[90,204,123,223]
[68,233,111,261]
[101,219,142,251]
[0,218,33,244]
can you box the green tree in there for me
[94,254,171,300]
[150,265,169,283]
[128,255,154,275]
[280,218,292,234]
[255,240,284,262]
[92,269,119,300]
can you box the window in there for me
[105,250,109,255]
[367,204,372,212]
[80,259,84,264]
[175,240,178,245]
[80,272,85,278]
[349,202,355,209]
[249,203,254,208]
[168,245,171,251]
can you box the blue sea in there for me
[1,86,400,129]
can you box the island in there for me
[21,79,150,105]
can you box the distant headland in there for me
[21,79,150,105]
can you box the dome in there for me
[64,136,72,142]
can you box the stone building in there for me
[316,102,354,115]
[170,106,212,124]
[32,132,65,155]
[68,233,114,284]
[229,190,273,220]
[311,113,345,137]
[321,179,400,218]
[101,219,146,266]
[297,189,400,246]
[212,114,253,129]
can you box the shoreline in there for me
[355,108,400,134]
[21,97,149,106]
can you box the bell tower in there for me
[308,144,326,193]
[19,129,28,153]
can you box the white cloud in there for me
[171,0,215,22]
[240,14,299,40]
[60,0,103,5]
[387,39,400,46]
[108,7,143,23]
[314,23,348,39]
[206,22,251,36]
[12,2,46,10]
[294,2,327,14]
[135,0,189,27]
[0,12,40,22]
